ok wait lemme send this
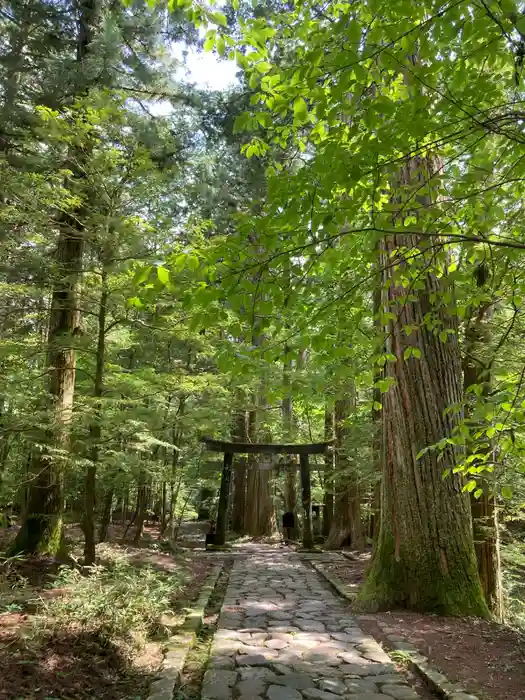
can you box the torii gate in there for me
[201,437,333,549]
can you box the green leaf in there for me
[501,485,513,500]
[293,97,308,123]
[127,296,144,309]
[216,35,225,56]
[157,266,170,285]
[255,61,272,74]
[204,30,216,52]
[486,427,496,439]
[473,488,483,499]
[416,446,429,460]
[464,479,477,493]
[209,11,227,26]
[133,265,152,286]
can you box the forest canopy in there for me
[2,0,525,656]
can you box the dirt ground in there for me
[328,552,525,700]
[0,520,214,700]
[0,618,160,700]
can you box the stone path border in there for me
[307,560,478,700]
[307,559,357,603]
[373,619,479,700]
[147,563,224,700]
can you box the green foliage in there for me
[40,550,188,646]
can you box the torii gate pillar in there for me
[202,438,333,549]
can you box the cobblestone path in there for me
[201,548,422,700]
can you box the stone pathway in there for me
[201,548,423,700]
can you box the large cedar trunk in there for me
[8,0,100,557]
[463,265,503,619]
[244,400,277,537]
[357,156,488,616]
[245,468,258,535]
[232,460,247,533]
[256,469,278,536]
[326,392,363,550]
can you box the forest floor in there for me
[1,524,523,700]
[321,544,525,700]
[0,520,214,700]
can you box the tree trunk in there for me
[98,488,113,544]
[245,469,258,535]
[370,276,382,544]
[256,469,278,536]
[357,155,488,616]
[463,264,503,619]
[123,489,139,541]
[322,407,335,538]
[83,267,108,565]
[8,0,100,558]
[253,394,277,537]
[133,481,148,545]
[215,452,233,545]
[231,405,248,534]
[282,355,297,529]
[159,481,167,535]
[244,401,259,536]
[300,454,313,548]
[326,391,363,550]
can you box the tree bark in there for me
[8,0,100,557]
[322,406,335,538]
[357,155,488,616]
[463,264,503,619]
[83,266,108,564]
[326,391,363,550]
[282,355,297,529]
[300,454,313,549]
[98,488,113,543]
[215,452,233,545]
[133,481,148,545]
[231,404,248,534]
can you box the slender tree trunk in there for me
[326,390,363,549]
[231,404,248,534]
[244,405,259,535]
[159,481,167,535]
[282,355,297,530]
[215,452,233,546]
[98,488,113,544]
[322,406,335,538]
[370,277,382,543]
[254,394,277,537]
[133,481,148,545]
[83,267,108,564]
[123,489,139,541]
[122,489,128,524]
[463,265,503,619]
[357,155,488,616]
[8,0,100,557]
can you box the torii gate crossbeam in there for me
[201,437,333,549]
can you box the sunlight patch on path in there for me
[201,549,422,700]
